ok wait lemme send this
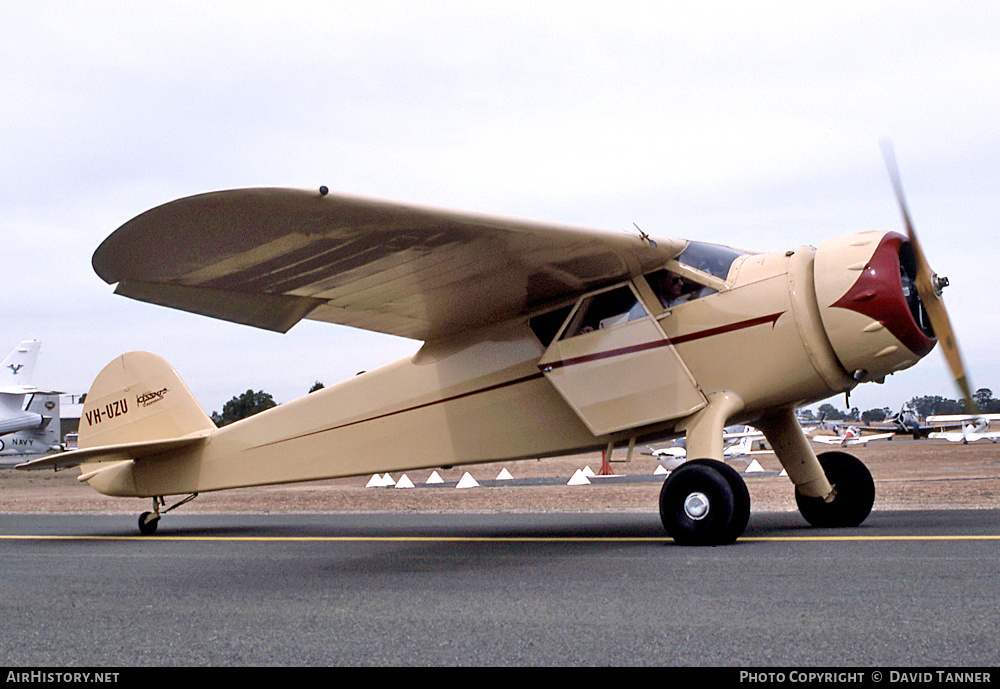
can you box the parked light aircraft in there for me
[18,149,976,544]
[890,404,995,440]
[0,394,61,457]
[649,426,768,467]
[889,403,933,439]
[809,425,895,447]
[0,341,59,438]
[926,415,1000,444]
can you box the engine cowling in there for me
[813,230,935,383]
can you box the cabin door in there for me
[536,283,706,436]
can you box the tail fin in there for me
[17,352,214,480]
[78,351,215,449]
[1,340,41,386]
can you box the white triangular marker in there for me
[779,468,788,477]
[654,464,669,475]
[496,468,513,480]
[426,470,444,484]
[745,459,766,473]
[567,469,591,485]
[382,473,395,486]
[456,472,479,489]
[395,474,415,488]
[582,465,596,477]
[366,474,383,488]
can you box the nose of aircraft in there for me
[814,230,936,384]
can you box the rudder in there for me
[79,352,215,449]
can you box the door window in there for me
[560,286,647,339]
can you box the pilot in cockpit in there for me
[649,270,703,309]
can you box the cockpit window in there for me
[560,285,646,339]
[646,269,716,309]
[677,241,746,281]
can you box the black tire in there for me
[659,459,750,545]
[795,451,875,528]
[138,512,159,536]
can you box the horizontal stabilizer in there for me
[0,387,62,399]
[16,431,211,472]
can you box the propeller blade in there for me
[880,140,977,414]
[921,289,976,412]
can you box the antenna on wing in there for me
[632,223,658,249]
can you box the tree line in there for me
[210,381,325,427]
[906,388,1000,416]
[799,388,999,425]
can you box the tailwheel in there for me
[138,511,160,536]
[659,458,750,546]
[795,451,875,528]
[135,493,198,535]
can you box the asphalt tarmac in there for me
[2,509,999,667]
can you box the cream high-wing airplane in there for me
[19,152,974,544]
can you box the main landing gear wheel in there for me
[659,458,751,546]
[795,451,875,528]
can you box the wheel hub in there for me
[683,492,710,520]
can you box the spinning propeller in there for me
[881,140,977,413]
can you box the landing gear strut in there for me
[659,459,750,545]
[795,451,875,528]
[137,493,198,536]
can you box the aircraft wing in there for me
[927,414,1000,425]
[94,189,686,341]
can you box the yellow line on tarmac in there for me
[2,534,1000,543]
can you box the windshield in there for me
[677,242,746,281]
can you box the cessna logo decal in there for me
[137,388,169,407]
